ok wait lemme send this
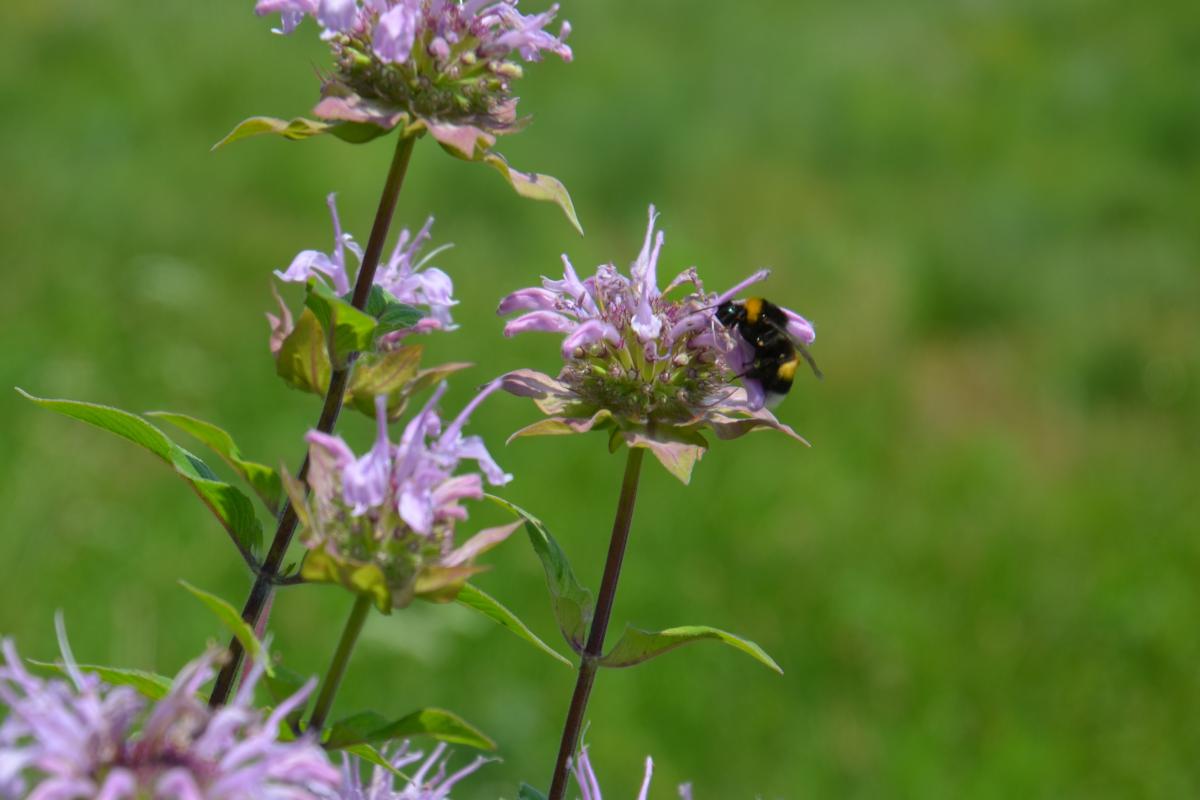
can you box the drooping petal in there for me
[782,306,816,344]
[274,249,339,287]
[497,287,559,315]
[504,310,575,336]
[561,318,622,359]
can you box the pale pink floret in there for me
[255,0,572,66]
[271,195,456,344]
[339,740,491,799]
[0,617,340,799]
[570,748,693,800]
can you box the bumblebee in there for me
[715,297,821,405]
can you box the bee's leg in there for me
[796,343,823,380]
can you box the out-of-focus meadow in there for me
[2,0,1199,796]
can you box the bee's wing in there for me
[762,315,823,380]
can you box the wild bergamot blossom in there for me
[287,382,518,611]
[254,0,570,149]
[338,741,491,799]
[0,618,339,799]
[497,205,811,483]
[570,749,693,800]
[269,192,456,355]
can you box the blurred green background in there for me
[3,0,1199,797]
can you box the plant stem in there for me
[307,592,373,734]
[209,132,418,708]
[547,446,646,800]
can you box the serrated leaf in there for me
[146,412,282,513]
[325,708,495,751]
[212,115,336,149]
[484,495,592,652]
[18,390,263,563]
[179,581,273,676]
[483,153,582,236]
[276,308,332,396]
[346,345,423,419]
[456,583,571,667]
[28,660,175,700]
[305,280,379,367]
[518,784,549,800]
[598,624,783,674]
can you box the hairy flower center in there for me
[333,22,519,124]
[562,300,735,425]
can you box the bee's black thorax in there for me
[715,297,801,402]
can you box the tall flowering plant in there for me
[10,0,820,797]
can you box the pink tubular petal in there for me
[631,205,664,300]
[255,0,317,34]
[783,307,816,344]
[497,287,559,315]
[440,379,503,449]
[443,520,522,567]
[637,756,654,800]
[340,397,393,515]
[715,268,772,305]
[504,310,575,337]
[498,368,573,399]
[561,318,622,359]
[316,0,358,32]
[373,3,420,63]
[274,249,337,286]
[743,378,766,411]
[453,434,512,485]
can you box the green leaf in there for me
[146,412,282,513]
[483,153,583,236]
[305,280,379,367]
[456,583,572,667]
[276,308,332,396]
[179,581,274,676]
[18,390,263,562]
[28,660,174,700]
[484,495,593,652]
[518,784,549,800]
[341,743,409,778]
[263,665,311,729]
[598,624,783,675]
[345,345,424,419]
[212,115,336,149]
[325,708,495,751]
[363,285,425,335]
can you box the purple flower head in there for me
[270,194,456,352]
[291,383,518,610]
[254,0,571,136]
[569,748,693,800]
[339,740,492,799]
[497,206,813,483]
[0,617,340,799]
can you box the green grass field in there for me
[2,0,1199,796]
